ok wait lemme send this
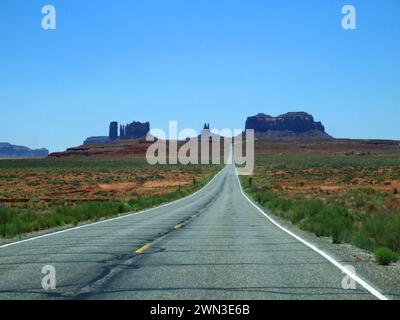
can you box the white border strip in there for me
[0,167,225,250]
[235,168,389,301]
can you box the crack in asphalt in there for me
[70,175,227,300]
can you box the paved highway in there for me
[0,164,385,299]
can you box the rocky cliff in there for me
[0,143,49,158]
[119,121,150,140]
[245,112,332,139]
[82,121,150,146]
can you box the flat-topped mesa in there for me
[83,136,109,145]
[245,112,332,139]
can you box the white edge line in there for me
[235,168,389,301]
[0,167,225,250]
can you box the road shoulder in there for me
[238,178,400,300]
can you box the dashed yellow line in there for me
[134,223,185,255]
[134,243,151,255]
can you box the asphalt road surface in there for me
[0,164,385,300]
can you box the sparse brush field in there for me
[243,153,400,264]
[0,157,221,239]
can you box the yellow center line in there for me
[134,243,151,255]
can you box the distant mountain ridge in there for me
[245,112,332,139]
[0,143,49,158]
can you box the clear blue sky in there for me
[1,0,399,152]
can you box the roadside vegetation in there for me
[242,153,400,265]
[0,157,222,239]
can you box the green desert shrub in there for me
[299,205,353,243]
[128,190,185,210]
[359,216,400,252]
[287,200,324,224]
[374,247,398,266]
[382,217,400,253]
[249,187,354,244]
[0,202,132,239]
[56,202,127,221]
[352,233,374,251]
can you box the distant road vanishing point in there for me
[0,164,388,300]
